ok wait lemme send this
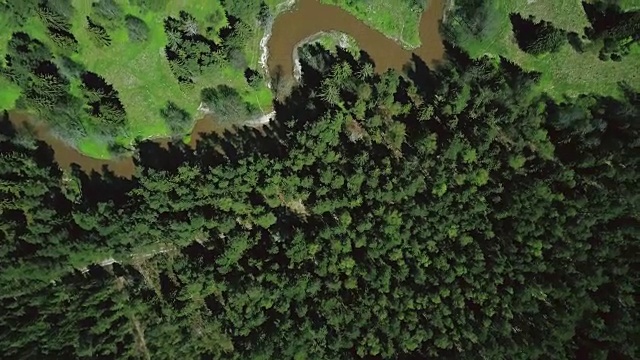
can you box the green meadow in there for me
[0,0,278,159]
[450,0,640,98]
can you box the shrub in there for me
[160,101,192,134]
[92,0,123,28]
[200,85,256,124]
[125,15,149,42]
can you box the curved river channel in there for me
[7,0,445,178]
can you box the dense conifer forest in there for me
[2,42,639,359]
[1,0,639,359]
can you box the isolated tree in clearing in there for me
[510,13,566,55]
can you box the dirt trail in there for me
[132,317,151,360]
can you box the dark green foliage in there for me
[91,0,123,28]
[160,101,192,134]
[407,0,427,10]
[36,0,74,31]
[200,85,257,124]
[86,17,112,47]
[46,26,79,53]
[164,11,223,84]
[257,1,270,26]
[221,19,254,72]
[35,0,76,57]
[160,4,271,86]
[0,0,39,27]
[1,32,71,113]
[227,48,247,70]
[443,0,490,38]
[56,55,85,79]
[42,0,75,19]
[221,0,262,24]
[1,1,639,359]
[125,15,150,42]
[244,68,263,89]
[80,72,127,137]
[2,43,639,359]
[0,31,127,143]
[510,14,567,55]
[582,1,640,60]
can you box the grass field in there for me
[321,0,424,49]
[0,0,279,159]
[516,0,590,33]
[451,0,640,98]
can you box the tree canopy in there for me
[0,41,638,359]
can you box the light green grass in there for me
[452,0,640,98]
[77,138,112,159]
[321,0,424,49]
[619,0,640,11]
[0,78,21,110]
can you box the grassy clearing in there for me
[1,0,280,158]
[321,0,424,49]
[67,0,273,157]
[516,0,590,33]
[451,0,640,98]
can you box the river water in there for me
[6,0,445,178]
[8,113,138,177]
[269,0,444,76]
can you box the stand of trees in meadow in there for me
[0,0,145,146]
[1,31,126,143]
[0,0,267,148]
[509,14,567,55]
[162,1,268,85]
[1,40,638,359]
[161,1,266,125]
[445,0,639,60]
[581,1,640,61]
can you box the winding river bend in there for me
[269,0,445,76]
[7,0,446,178]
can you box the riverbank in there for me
[320,0,425,49]
[4,0,448,178]
[260,0,299,87]
[291,31,360,80]
[268,0,445,77]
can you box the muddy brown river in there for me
[7,0,445,178]
[269,0,445,75]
